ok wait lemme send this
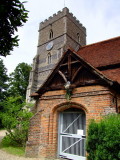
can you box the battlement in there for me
[39,7,86,33]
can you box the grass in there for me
[0,139,25,156]
[0,129,25,157]
[1,146,25,156]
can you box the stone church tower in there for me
[26,7,86,102]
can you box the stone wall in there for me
[26,7,86,102]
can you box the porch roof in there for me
[31,49,120,98]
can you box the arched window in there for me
[49,29,53,39]
[48,53,52,64]
[77,33,80,43]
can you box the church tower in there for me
[26,7,86,102]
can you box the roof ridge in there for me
[80,36,120,49]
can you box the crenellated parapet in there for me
[39,7,86,33]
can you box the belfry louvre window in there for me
[49,29,53,39]
[77,33,80,43]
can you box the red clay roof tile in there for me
[101,68,120,83]
[77,36,120,67]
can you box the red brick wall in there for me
[26,85,117,159]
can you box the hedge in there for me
[86,114,120,160]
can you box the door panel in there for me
[62,136,85,156]
[59,110,86,160]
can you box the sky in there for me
[2,0,120,74]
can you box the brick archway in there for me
[47,102,88,159]
[52,101,88,114]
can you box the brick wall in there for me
[26,85,118,159]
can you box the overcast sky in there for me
[2,0,120,74]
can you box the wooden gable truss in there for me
[31,49,120,98]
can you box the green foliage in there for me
[0,61,31,129]
[8,62,31,100]
[0,138,25,156]
[0,96,33,147]
[0,0,28,56]
[0,58,9,128]
[86,114,120,160]
[0,58,8,101]
[65,89,72,100]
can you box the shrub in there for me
[86,114,120,160]
[0,96,33,147]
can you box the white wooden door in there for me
[59,110,86,160]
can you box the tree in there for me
[8,62,31,100]
[0,96,33,147]
[0,58,9,128]
[0,58,8,101]
[0,0,28,56]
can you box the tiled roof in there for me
[101,68,120,84]
[34,49,119,97]
[77,36,120,67]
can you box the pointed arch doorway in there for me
[58,108,86,160]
